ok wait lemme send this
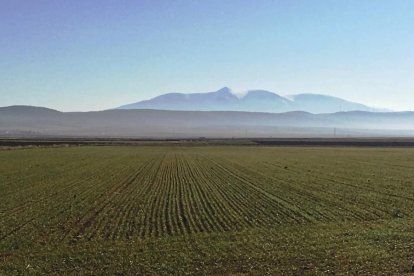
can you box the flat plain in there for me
[1,145,414,274]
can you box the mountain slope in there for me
[117,87,382,113]
[289,94,380,113]
[119,87,240,111]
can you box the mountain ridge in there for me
[117,87,385,113]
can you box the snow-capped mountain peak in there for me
[117,87,384,113]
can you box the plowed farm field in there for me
[1,146,414,274]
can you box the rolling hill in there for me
[1,106,413,138]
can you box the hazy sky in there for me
[1,0,413,111]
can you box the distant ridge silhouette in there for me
[1,105,412,138]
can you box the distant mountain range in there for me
[1,106,413,138]
[117,87,386,113]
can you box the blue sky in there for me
[1,0,413,111]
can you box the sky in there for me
[0,0,413,111]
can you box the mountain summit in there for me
[117,87,383,114]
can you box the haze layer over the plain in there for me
[1,106,414,138]
[0,1,413,111]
